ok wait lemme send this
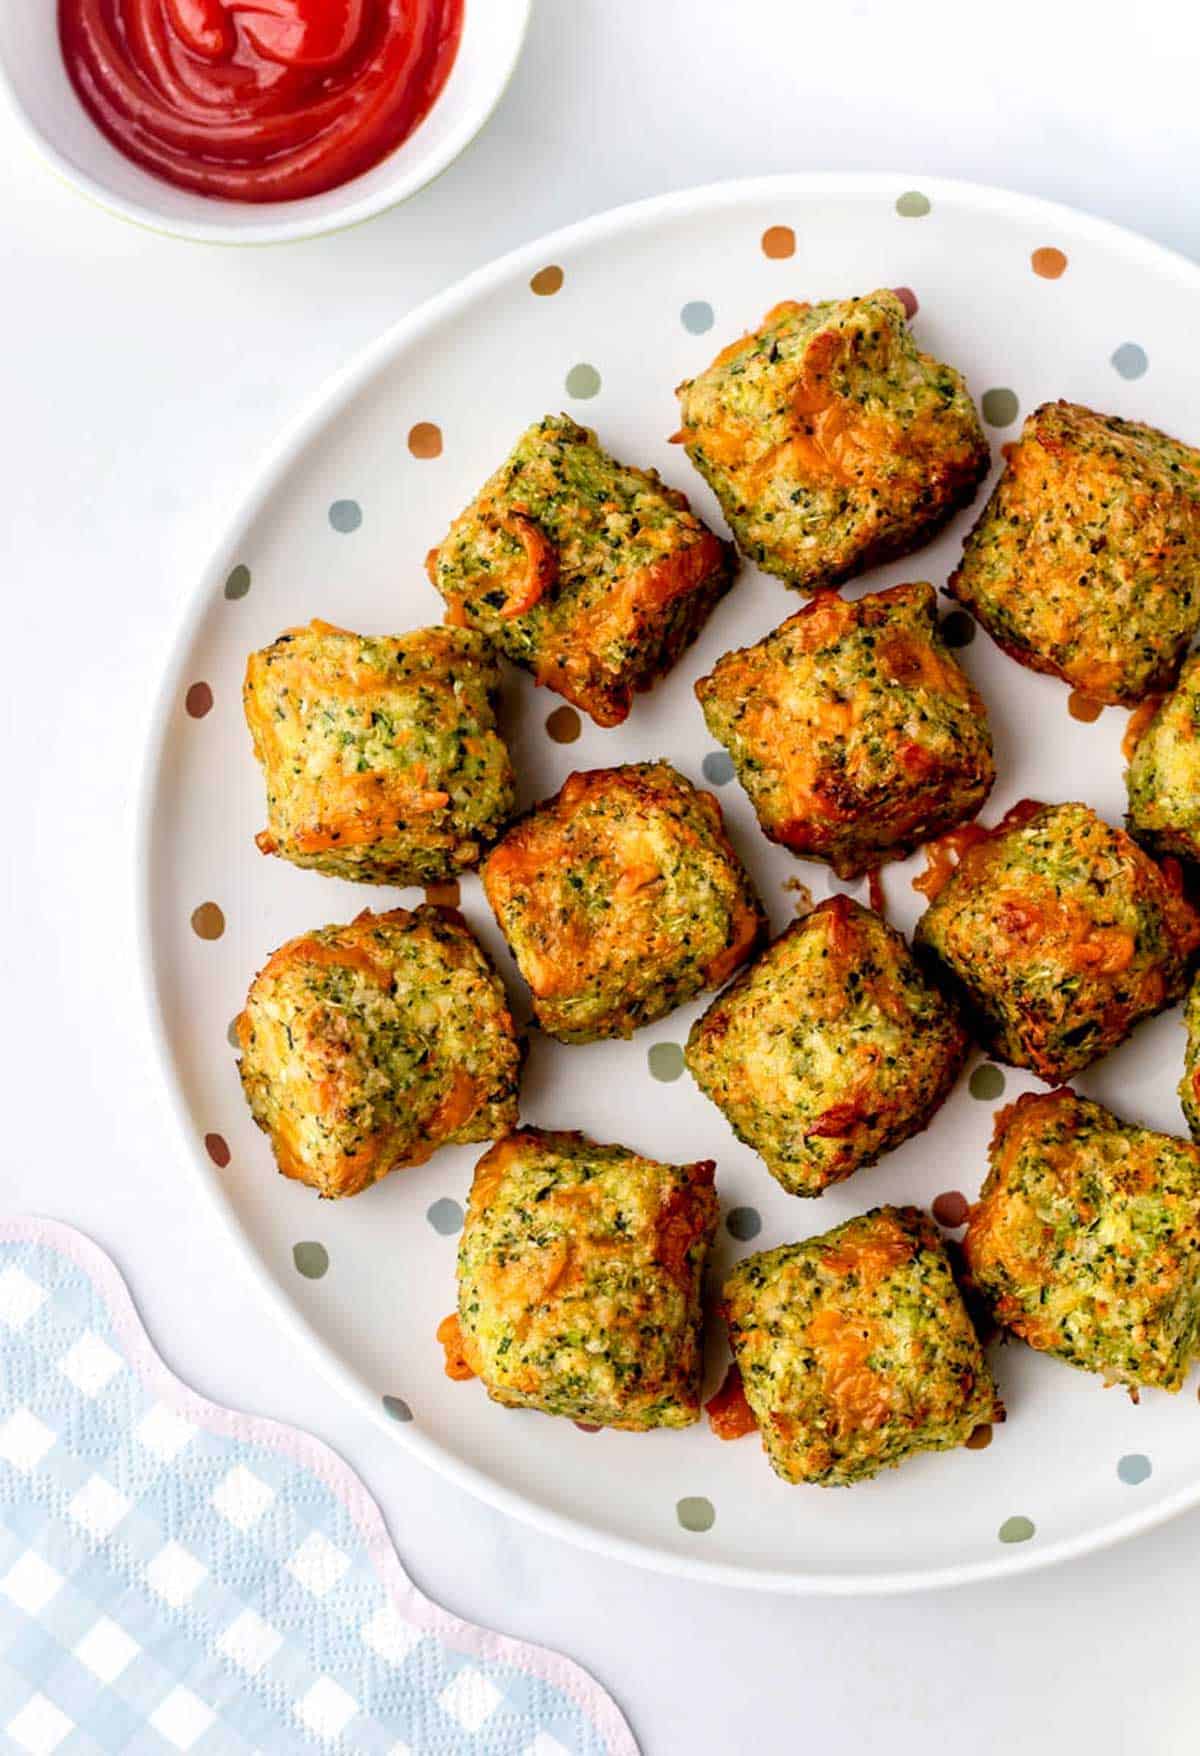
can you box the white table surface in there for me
[6,2,1200,1750]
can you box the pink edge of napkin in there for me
[1,1214,640,1756]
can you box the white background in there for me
[5,2,1200,1750]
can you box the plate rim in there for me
[137,170,1200,1594]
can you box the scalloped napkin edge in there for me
[0,1213,639,1756]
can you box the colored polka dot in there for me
[681,301,715,335]
[185,682,213,719]
[1068,690,1105,724]
[565,363,601,400]
[969,1063,1006,1101]
[546,705,581,744]
[648,1042,685,1083]
[574,1422,601,1434]
[227,1017,241,1050]
[760,225,795,259]
[293,1242,329,1280]
[932,1190,970,1228]
[701,750,735,786]
[892,286,919,319]
[424,880,461,909]
[329,499,362,533]
[530,265,564,296]
[190,902,225,941]
[965,1423,993,1451]
[726,1206,762,1242]
[204,1133,230,1169]
[998,1515,1035,1544]
[940,610,975,649]
[1031,247,1068,280]
[408,422,442,460]
[1117,1453,1151,1485]
[676,1496,715,1532]
[895,191,931,218]
[982,388,1019,427]
[426,1197,463,1237]
[224,563,251,600]
[382,1395,413,1422]
[1112,342,1148,380]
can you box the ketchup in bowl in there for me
[59,0,464,203]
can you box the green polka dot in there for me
[565,363,601,400]
[981,388,1019,427]
[383,1395,413,1422]
[227,1017,241,1050]
[293,1241,329,1280]
[329,499,362,533]
[998,1515,1035,1544]
[1118,1453,1151,1485]
[676,1496,715,1533]
[969,1063,1006,1101]
[701,750,735,786]
[426,1197,463,1236]
[940,610,976,648]
[224,564,251,600]
[648,1042,685,1083]
[1111,343,1148,380]
[726,1206,762,1242]
[896,191,931,218]
[681,301,714,335]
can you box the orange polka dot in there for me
[1031,247,1067,280]
[932,1191,970,1227]
[408,422,442,460]
[546,705,581,744]
[761,225,795,260]
[966,1424,994,1450]
[191,902,225,941]
[530,265,564,296]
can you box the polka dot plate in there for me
[141,175,1200,1593]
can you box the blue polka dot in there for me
[426,1198,463,1236]
[726,1206,762,1242]
[681,301,714,335]
[1111,343,1148,380]
[702,750,735,786]
[329,499,363,533]
[1117,1453,1151,1485]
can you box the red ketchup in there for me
[59,0,464,203]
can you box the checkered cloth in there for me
[0,1218,637,1756]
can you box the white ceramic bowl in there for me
[0,1,531,244]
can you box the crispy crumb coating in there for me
[674,290,989,591]
[1180,974,1200,1144]
[244,620,515,885]
[483,760,766,1043]
[915,801,1200,1082]
[695,582,994,877]
[949,401,1200,704]
[686,896,967,1195]
[237,906,521,1198]
[457,1128,718,1429]
[964,1089,1200,1392]
[725,1206,1000,1485]
[429,415,735,727]
[1126,652,1200,863]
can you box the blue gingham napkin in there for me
[0,1218,637,1755]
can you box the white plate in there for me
[141,174,1200,1593]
